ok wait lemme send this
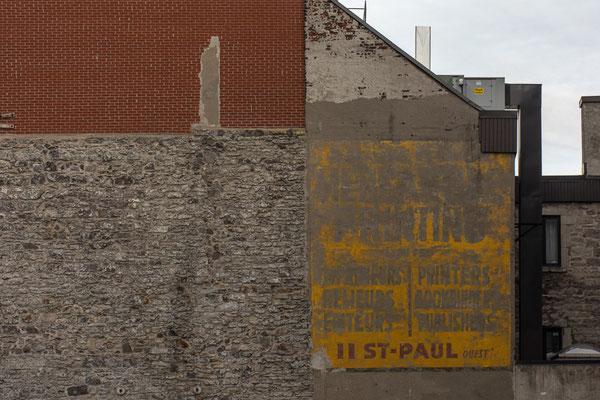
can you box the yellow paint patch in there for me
[309,141,512,368]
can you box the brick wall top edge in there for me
[0,128,307,141]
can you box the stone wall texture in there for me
[581,101,600,176]
[0,130,311,399]
[542,203,600,349]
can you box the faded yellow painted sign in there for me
[310,141,512,368]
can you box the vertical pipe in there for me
[506,84,544,361]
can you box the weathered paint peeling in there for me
[305,1,445,104]
[309,141,513,369]
[311,347,333,371]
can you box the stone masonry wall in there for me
[541,203,600,349]
[0,130,311,399]
[581,100,600,176]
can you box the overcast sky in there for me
[340,0,600,175]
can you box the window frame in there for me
[542,215,561,267]
[543,326,563,360]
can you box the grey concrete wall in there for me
[581,101,600,175]
[0,129,311,399]
[540,203,600,350]
[315,370,514,400]
[306,0,515,398]
[515,364,600,400]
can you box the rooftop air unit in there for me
[439,75,506,111]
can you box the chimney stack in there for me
[415,26,431,69]
[580,96,600,175]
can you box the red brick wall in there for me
[0,1,305,134]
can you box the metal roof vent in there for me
[550,344,600,361]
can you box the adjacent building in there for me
[539,97,600,354]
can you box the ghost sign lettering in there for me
[309,141,512,368]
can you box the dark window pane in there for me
[544,217,560,265]
[543,327,562,359]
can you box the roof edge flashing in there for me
[480,110,518,119]
[580,96,600,108]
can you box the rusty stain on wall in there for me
[310,140,512,368]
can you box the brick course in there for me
[0,1,305,133]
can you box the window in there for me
[543,216,561,266]
[543,327,563,359]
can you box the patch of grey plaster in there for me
[198,36,220,127]
[311,348,332,371]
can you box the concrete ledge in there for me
[314,370,514,400]
[515,364,600,400]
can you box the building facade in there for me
[1,1,311,398]
[306,1,515,398]
[0,1,598,399]
[512,97,600,400]
[539,97,600,353]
